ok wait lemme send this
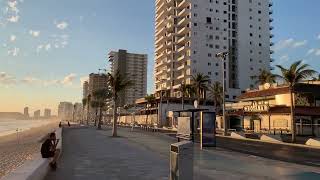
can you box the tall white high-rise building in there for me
[154,0,273,101]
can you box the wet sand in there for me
[0,120,60,178]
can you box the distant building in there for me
[108,49,148,106]
[24,107,29,118]
[44,109,51,118]
[74,103,83,122]
[34,110,41,119]
[58,102,73,121]
[88,73,108,97]
[83,81,89,99]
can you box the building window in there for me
[206,17,212,24]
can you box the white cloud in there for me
[273,38,307,52]
[279,55,289,62]
[7,15,19,23]
[29,30,40,37]
[56,21,68,30]
[21,77,40,84]
[8,0,19,13]
[45,44,51,51]
[61,73,77,86]
[0,72,16,85]
[292,40,307,48]
[317,34,320,40]
[307,48,320,56]
[10,35,16,42]
[8,47,20,56]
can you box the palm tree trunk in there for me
[112,99,118,137]
[86,104,90,125]
[98,106,102,130]
[290,87,296,143]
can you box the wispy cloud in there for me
[7,47,20,56]
[273,38,307,52]
[21,77,41,84]
[61,73,77,86]
[29,30,40,37]
[0,72,16,85]
[7,15,19,23]
[279,55,289,62]
[307,48,320,56]
[10,35,16,42]
[55,21,68,30]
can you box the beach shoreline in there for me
[0,120,60,178]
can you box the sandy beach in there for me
[0,120,60,178]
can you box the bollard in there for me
[170,141,193,180]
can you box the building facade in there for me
[108,49,148,106]
[88,73,108,97]
[58,102,73,121]
[83,81,89,100]
[44,109,51,118]
[154,0,273,100]
[24,107,29,118]
[34,110,41,119]
[223,82,320,137]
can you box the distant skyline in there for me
[1,0,320,113]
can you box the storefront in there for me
[223,82,320,137]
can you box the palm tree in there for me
[179,83,188,110]
[90,101,100,126]
[185,84,196,98]
[251,69,277,85]
[93,88,112,130]
[82,98,87,124]
[192,73,210,106]
[144,94,156,125]
[107,71,132,137]
[276,60,317,142]
[86,94,91,125]
[208,82,223,114]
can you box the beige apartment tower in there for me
[109,49,148,106]
[154,0,273,100]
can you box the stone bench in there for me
[3,128,63,180]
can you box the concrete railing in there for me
[3,128,63,180]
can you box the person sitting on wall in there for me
[41,132,60,170]
[68,121,71,127]
[59,122,62,128]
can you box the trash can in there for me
[170,141,193,180]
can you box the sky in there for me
[0,0,320,114]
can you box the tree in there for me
[208,82,223,114]
[251,69,277,85]
[144,94,156,125]
[86,94,91,125]
[90,101,100,126]
[107,71,132,137]
[82,98,87,124]
[192,73,210,105]
[93,88,112,130]
[276,60,317,143]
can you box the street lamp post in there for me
[215,52,229,136]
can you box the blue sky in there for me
[0,0,319,113]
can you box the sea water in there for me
[0,119,54,137]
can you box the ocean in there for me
[0,119,55,137]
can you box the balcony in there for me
[177,46,188,54]
[177,26,190,35]
[176,35,189,45]
[177,64,185,71]
[269,18,274,23]
[269,2,273,7]
[155,35,165,45]
[178,8,190,17]
[177,0,189,9]
[270,34,274,38]
[269,26,274,30]
[177,74,185,80]
[270,58,274,62]
[270,66,275,70]
[156,44,165,53]
[156,52,165,59]
[156,1,165,14]
[270,50,274,54]
[177,17,190,27]
[270,42,274,46]
[155,19,165,30]
[269,10,273,15]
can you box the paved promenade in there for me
[46,126,320,180]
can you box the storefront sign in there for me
[244,101,269,112]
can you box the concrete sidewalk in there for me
[46,127,320,180]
